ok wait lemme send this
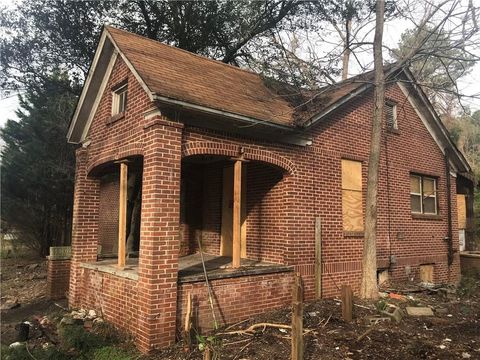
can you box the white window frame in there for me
[112,84,128,115]
[386,102,398,130]
[410,174,438,215]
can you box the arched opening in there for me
[179,154,290,278]
[89,155,143,261]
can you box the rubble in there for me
[405,307,435,316]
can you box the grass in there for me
[1,322,137,360]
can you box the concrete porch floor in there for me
[81,253,292,283]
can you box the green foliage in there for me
[457,275,479,298]
[59,325,106,352]
[0,74,76,256]
[1,344,68,360]
[0,0,306,92]
[89,346,132,360]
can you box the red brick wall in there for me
[79,268,139,337]
[98,174,119,255]
[177,272,294,332]
[70,55,462,352]
[246,163,288,263]
[47,258,71,300]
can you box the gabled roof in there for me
[67,26,471,175]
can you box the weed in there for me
[457,275,479,298]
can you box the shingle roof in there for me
[107,26,299,126]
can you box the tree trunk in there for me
[360,0,385,300]
[342,18,352,81]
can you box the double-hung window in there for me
[112,84,128,115]
[410,174,438,215]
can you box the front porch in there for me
[80,253,292,282]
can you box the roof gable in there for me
[67,26,471,174]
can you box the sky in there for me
[1,1,479,128]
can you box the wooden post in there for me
[291,273,304,360]
[232,160,242,268]
[183,292,192,351]
[314,217,322,299]
[341,285,353,322]
[118,161,128,269]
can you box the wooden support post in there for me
[118,161,128,269]
[232,160,242,268]
[341,285,353,322]
[183,292,192,351]
[314,217,322,299]
[291,273,304,360]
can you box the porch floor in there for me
[81,253,292,283]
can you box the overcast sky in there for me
[1,1,479,129]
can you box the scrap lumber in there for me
[341,285,353,322]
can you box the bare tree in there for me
[360,0,384,300]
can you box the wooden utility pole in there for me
[117,161,128,269]
[291,273,304,360]
[360,0,384,300]
[341,285,353,322]
[232,160,242,268]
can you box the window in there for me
[386,102,397,130]
[342,159,363,232]
[410,174,438,215]
[112,84,127,115]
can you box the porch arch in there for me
[86,142,144,176]
[182,141,297,175]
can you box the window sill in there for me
[106,112,125,125]
[412,213,442,220]
[387,128,400,135]
[344,231,364,238]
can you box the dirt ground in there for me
[1,257,479,359]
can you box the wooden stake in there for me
[341,285,353,322]
[232,160,242,268]
[118,161,128,269]
[291,273,303,360]
[314,217,322,299]
[183,292,192,350]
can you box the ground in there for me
[1,257,479,360]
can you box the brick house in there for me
[66,26,474,352]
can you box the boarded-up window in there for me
[410,174,437,215]
[457,194,467,229]
[342,159,363,232]
[386,102,397,130]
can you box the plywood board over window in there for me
[342,159,363,232]
[457,194,467,229]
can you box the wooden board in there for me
[232,160,242,268]
[341,159,362,191]
[419,264,433,283]
[342,190,363,232]
[117,162,128,268]
[457,194,467,229]
[220,165,246,257]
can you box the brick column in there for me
[136,117,183,352]
[69,148,100,307]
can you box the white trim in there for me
[398,82,458,173]
[67,31,108,140]
[305,84,370,127]
[80,51,118,142]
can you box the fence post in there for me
[291,273,304,360]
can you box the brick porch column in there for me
[68,148,100,307]
[136,116,183,352]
